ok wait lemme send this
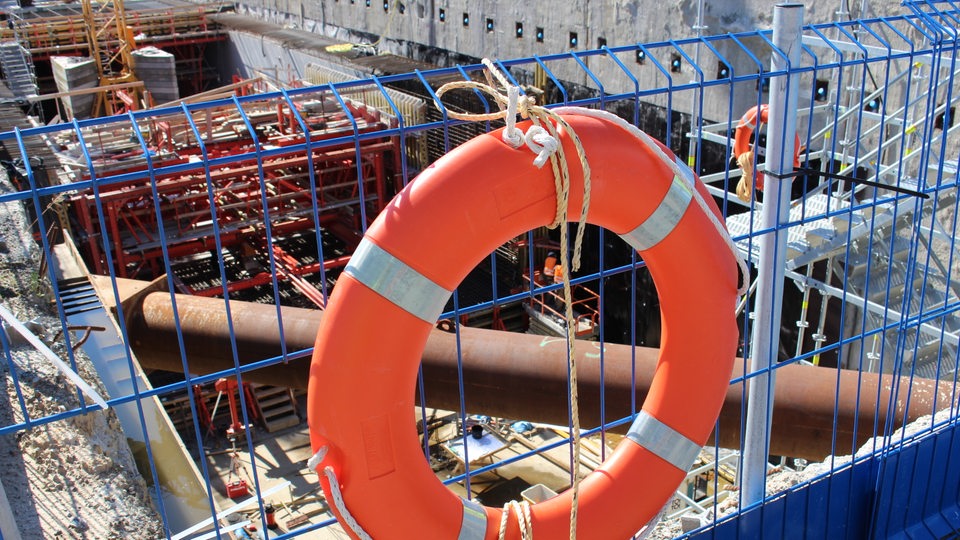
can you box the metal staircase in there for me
[0,41,37,99]
[727,185,960,377]
[720,47,960,379]
[58,277,103,316]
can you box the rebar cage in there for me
[2,1,960,538]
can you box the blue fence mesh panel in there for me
[1,2,960,539]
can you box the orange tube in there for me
[308,110,741,539]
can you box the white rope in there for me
[309,447,373,540]
[503,85,523,148]
[323,466,373,540]
[307,447,327,471]
[523,126,558,169]
[497,500,534,540]
[436,58,590,540]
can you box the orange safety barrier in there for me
[308,109,741,539]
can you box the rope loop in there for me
[502,85,524,147]
[523,125,558,169]
[434,58,536,126]
[310,446,374,540]
[497,500,534,540]
[307,446,328,471]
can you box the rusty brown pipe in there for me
[127,291,956,461]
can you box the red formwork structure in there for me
[1,3,227,98]
[69,93,401,306]
[5,3,226,62]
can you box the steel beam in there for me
[126,290,958,461]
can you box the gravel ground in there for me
[0,177,163,539]
[644,405,957,539]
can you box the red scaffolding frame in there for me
[69,97,401,306]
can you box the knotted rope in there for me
[735,150,756,202]
[436,58,589,540]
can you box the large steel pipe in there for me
[128,291,957,461]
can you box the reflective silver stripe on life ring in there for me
[345,237,452,324]
[625,410,701,471]
[620,166,694,252]
[458,497,487,540]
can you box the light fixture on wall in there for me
[716,61,730,79]
[936,106,955,129]
[756,71,769,92]
[670,54,682,73]
[815,79,829,102]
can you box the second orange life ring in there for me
[308,108,740,539]
[734,104,802,193]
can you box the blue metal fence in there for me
[1,1,960,538]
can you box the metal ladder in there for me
[0,41,37,99]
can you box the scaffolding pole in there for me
[741,2,804,505]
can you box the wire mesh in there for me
[1,3,960,538]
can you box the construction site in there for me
[1,0,960,538]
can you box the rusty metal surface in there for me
[128,291,956,460]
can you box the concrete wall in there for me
[240,0,904,58]
[232,0,912,123]
[225,0,935,177]
[223,30,345,84]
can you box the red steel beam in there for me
[71,137,396,279]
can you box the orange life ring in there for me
[308,109,740,539]
[733,103,802,190]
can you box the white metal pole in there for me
[741,2,804,505]
[689,0,705,170]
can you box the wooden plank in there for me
[27,81,145,103]
[153,77,263,109]
[285,514,311,529]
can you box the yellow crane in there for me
[81,0,141,116]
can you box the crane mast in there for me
[82,0,141,115]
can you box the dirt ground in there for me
[0,176,163,539]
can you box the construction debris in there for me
[0,174,163,540]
